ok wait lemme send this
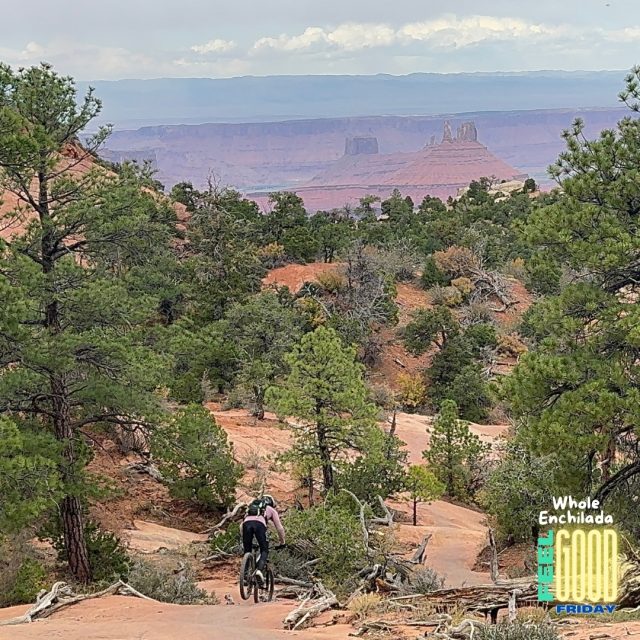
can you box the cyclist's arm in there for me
[266,506,285,545]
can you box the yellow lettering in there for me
[556,529,571,602]
[572,530,587,601]
[603,529,617,603]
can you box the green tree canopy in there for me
[423,400,487,499]
[152,405,242,509]
[266,326,378,492]
[404,465,444,526]
[0,63,174,582]
[505,69,640,512]
[225,291,302,419]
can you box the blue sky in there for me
[1,0,639,79]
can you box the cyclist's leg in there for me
[255,522,269,571]
[242,520,254,555]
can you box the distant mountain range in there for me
[81,70,628,129]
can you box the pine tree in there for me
[404,465,444,526]
[0,64,173,582]
[226,291,301,420]
[152,405,243,509]
[506,68,640,506]
[266,326,378,492]
[423,400,487,499]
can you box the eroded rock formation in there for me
[344,136,379,156]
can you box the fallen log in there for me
[125,461,163,482]
[283,582,338,630]
[275,575,314,588]
[419,581,538,617]
[0,580,154,626]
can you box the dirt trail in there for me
[392,499,491,587]
[0,596,352,640]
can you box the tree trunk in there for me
[61,496,92,583]
[317,424,334,491]
[52,375,92,584]
[413,498,418,526]
[39,168,92,584]
[254,387,265,421]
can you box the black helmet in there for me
[262,494,276,508]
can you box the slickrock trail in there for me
[0,596,352,640]
[124,520,208,552]
[393,410,508,465]
[393,500,491,587]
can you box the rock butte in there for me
[280,121,526,210]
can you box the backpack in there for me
[247,498,267,517]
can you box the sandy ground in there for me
[263,262,341,293]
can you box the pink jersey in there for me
[243,505,285,544]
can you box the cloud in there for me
[398,15,560,48]
[1,11,639,80]
[251,15,560,54]
[190,39,237,55]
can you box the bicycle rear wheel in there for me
[253,565,275,603]
[239,552,254,600]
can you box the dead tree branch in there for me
[410,533,433,564]
[283,582,338,630]
[0,580,155,626]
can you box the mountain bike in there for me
[239,544,280,603]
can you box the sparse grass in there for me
[400,567,446,595]
[515,606,549,624]
[347,593,384,621]
[243,447,265,470]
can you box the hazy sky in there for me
[1,0,639,79]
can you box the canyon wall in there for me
[101,107,628,210]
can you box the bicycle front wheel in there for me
[239,552,254,600]
[265,566,275,602]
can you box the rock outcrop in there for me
[442,120,454,143]
[344,136,379,156]
[288,121,526,210]
[457,122,478,142]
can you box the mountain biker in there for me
[241,494,285,585]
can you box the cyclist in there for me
[241,494,285,584]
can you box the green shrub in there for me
[270,545,312,582]
[43,519,130,583]
[420,256,450,289]
[152,405,243,510]
[285,503,367,595]
[2,558,48,606]
[126,559,214,604]
[479,622,558,640]
[338,428,407,504]
[210,522,242,555]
